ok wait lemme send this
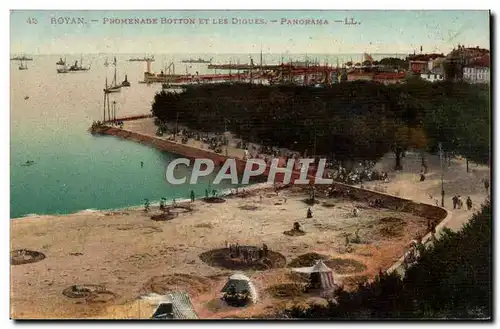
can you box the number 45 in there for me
[26,18,38,24]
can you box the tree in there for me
[388,122,428,170]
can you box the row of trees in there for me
[281,200,491,319]
[151,80,489,169]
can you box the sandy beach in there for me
[11,184,428,319]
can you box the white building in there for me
[420,72,444,82]
[463,66,490,84]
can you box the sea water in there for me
[10,53,404,218]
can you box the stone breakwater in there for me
[93,125,318,184]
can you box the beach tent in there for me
[291,260,335,290]
[144,291,199,319]
[220,273,258,303]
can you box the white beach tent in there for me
[142,292,199,319]
[291,260,335,290]
[220,273,259,303]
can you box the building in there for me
[408,53,445,74]
[347,72,374,81]
[447,45,489,62]
[444,46,490,81]
[463,54,490,84]
[420,72,444,82]
[374,72,406,84]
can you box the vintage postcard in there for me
[10,10,491,320]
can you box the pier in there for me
[92,122,319,184]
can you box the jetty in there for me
[90,117,318,184]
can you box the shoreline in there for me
[12,181,274,221]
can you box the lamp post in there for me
[439,142,445,207]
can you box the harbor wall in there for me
[106,114,153,123]
[99,126,315,183]
[313,181,449,276]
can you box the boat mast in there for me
[103,78,108,121]
[113,57,117,85]
[107,92,111,122]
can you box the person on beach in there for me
[430,220,437,241]
[235,243,240,257]
[307,207,313,218]
[452,195,458,209]
[190,190,195,202]
[259,195,263,203]
[353,207,359,217]
[484,179,490,192]
[205,189,209,198]
[140,161,144,168]
[466,196,473,210]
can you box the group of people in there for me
[325,185,354,199]
[144,194,197,213]
[91,120,124,129]
[325,162,389,185]
[369,198,385,208]
[206,134,228,154]
[452,195,473,210]
[227,243,269,263]
[241,142,300,164]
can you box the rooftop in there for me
[465,54,490,68]
[408,53,445,62]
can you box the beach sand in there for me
[11,182,428,319]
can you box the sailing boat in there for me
[18,60,28,70]
[68,56,90,72]
[104,57,121,93]
[56,57,68,73]
[57,65,69,73]
[121,74,131,87]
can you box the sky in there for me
[10,10,490,54]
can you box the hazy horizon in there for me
[11,10,490,55]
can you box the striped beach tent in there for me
[145,291,199,320]
[291,260,335,290]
